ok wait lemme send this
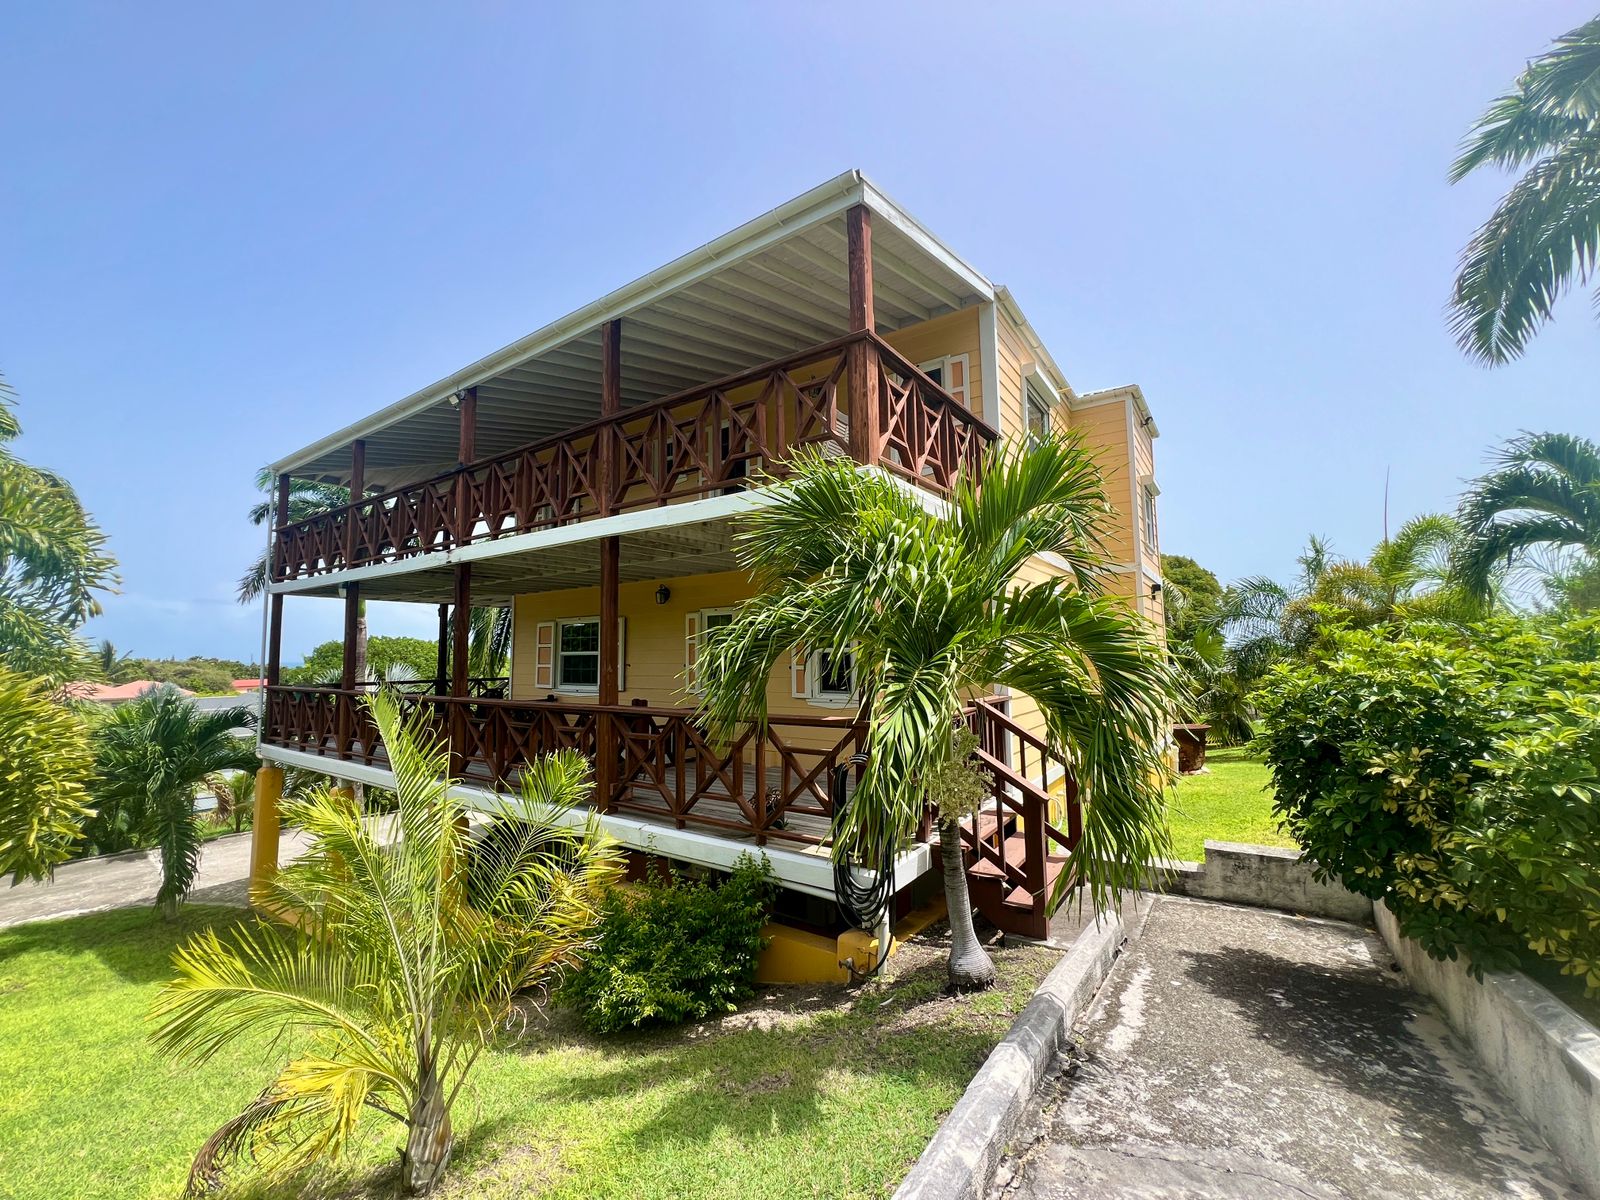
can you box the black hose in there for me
[831,752,895,978]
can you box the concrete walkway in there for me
[0,828,307,928]
[992,895,1580,1200]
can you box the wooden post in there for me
[599,318,621,516]
[597,538,620,813]
[265,473,292,688]
[454,387,477,548]
[457,387,477,464]
[345,438,365,568]
[452,565,472,697]
[341,584,362,690]
[338,582,361,753]
[435,601,449,695]
[845,204,880,465]
[596,320,623,810]
[449,564,472,778]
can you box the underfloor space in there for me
[992,896,1580,1200]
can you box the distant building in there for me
[62,680,195,705]
[232,678,265,693]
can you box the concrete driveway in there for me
[0,828,308,928]
[993,895,1579,1199]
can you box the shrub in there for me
[1258,615,1600,986]
[0,667,92,882]
[560,855,776,1032]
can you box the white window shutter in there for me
[684,611,700,693]
[790,645,810,700]
[617,617,627,692]
[533,621,555,691]
[945,354,969,407]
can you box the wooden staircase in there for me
[958,697,1082,940]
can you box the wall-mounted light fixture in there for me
[1150,581,1164,598]
[655,586,671,606]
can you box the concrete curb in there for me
[893,900,1142,1200]
[1374,902,1600,1196]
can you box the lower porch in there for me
[257,685,1082,937]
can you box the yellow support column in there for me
[250,765,285,906]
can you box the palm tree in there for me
[0,375,117,684]
[204,763,317,833]
[151,691,623,1196]
[1457,432,1600,602]
[91,687,258,917]
[1222,519,1483,665]
[696,437,1180,991]
[1449,15,1600,363]
[0,665,93,882]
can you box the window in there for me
[917,354,970,408]
[1025,380,1052,441]
[557,619,600,690]
[685,607,736,693]
[816,648,854,699]
[1140,478,1160,554]
[532,616,625,693]
[791,644,856,707]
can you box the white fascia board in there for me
[271,171,870,476]
[858,175,995,303]
[255,742,929,901]
[994,285,1074,401]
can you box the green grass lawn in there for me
[0,906,1056,1200]
[1165,746,1296,862]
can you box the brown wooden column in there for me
[338,581,361,752]
[451,565,472,697]
[597,319,623,811]
[845,204,880,465]
[435,601,449,695]
[265,473,292,688]
[344,439,365,568]
[449,564,472,777]
[454,387,477,549]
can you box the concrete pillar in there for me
[250,764,285,905]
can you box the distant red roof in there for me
[63,680,196,703]
[232,678,264,692]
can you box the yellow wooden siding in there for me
[510,570,864,739]
[882,307,983,418]
[1068,400,1136,565]
[995,311,1029,438]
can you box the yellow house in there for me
[253,170,1165,951]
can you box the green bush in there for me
[1258,616,1600,987]
[560,855,776,1032]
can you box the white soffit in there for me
[274,170,996,485]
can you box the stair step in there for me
[1003,855,1067,909]
[942,811,1008,846]
[967,835,1036,880]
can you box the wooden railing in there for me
[262,685,1078,912]
[272,332,996,582]
[962,697,1081,906]
[261,685,866,847]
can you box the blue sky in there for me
[4,2,1596,666]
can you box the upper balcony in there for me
[271,330,992,585]
[264,172,1005,593]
